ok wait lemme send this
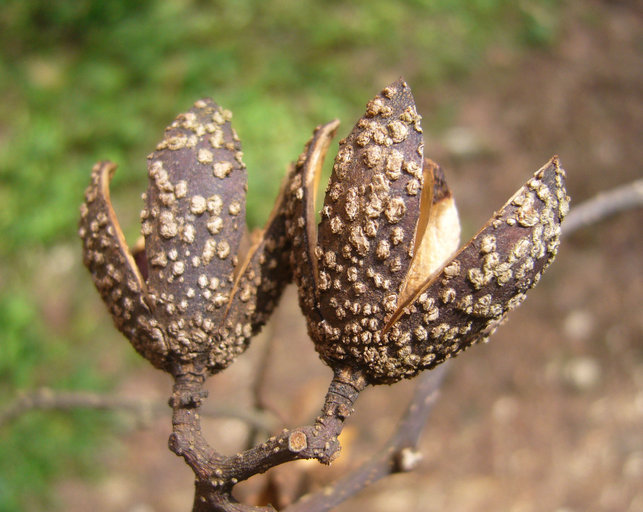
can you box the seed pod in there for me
[375,157,567,381]
[285,120,341,326]
[80,99,292,376]
[79,161,167,368]
[286,79,569,384]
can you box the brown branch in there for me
[283,364,448,512]
[0,387,277,432]
[563,179,643,236]
[167,365,367,510]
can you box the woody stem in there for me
[168,366,366,511]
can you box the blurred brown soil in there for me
[58,1,642,511]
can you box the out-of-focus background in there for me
[0,1,641,511]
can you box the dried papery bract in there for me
[287,79,569,385]
[377,157,567,380]
[80,99,291,377]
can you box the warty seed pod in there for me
[80,99,292,376]
[285,79,569,384]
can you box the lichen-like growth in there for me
[285,79,569,384]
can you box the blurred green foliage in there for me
[0,0,560,509]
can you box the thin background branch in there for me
[245,323,289,450]
[0,387,277,432]
[562,179,643,236]
[283,364,449,512]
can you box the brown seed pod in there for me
[285,119,341,326]
[80,99,292,376]
[79,161,167,368]
[286,79,569,384]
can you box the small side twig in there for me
[563,179,643,236]
[283,364,448,512]
[251,326,280,416]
